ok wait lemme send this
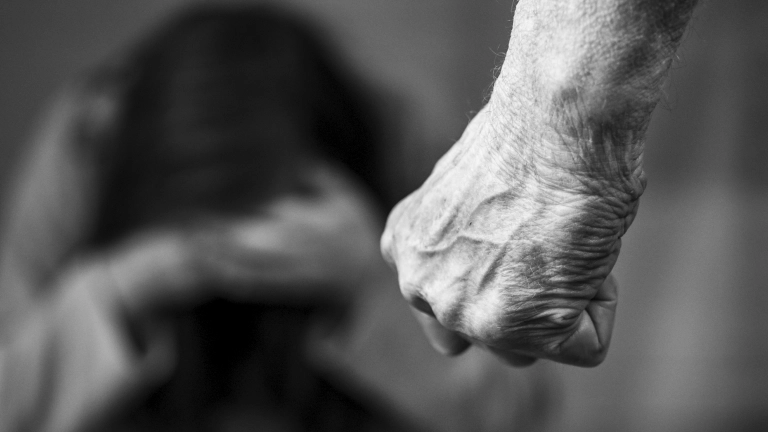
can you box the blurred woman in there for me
[0,5,554,432]
[0,6,399,431]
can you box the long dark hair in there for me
[81,5,386,246]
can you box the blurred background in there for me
[1,0,766,431]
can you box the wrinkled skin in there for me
[381,0,698,367]
[382,108,627,367]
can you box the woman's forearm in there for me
[0,258,176,432]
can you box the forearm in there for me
[0,258,175,432]
[486,0,698,197]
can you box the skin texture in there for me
[381,0,698,367]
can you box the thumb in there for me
[555,273,619,367]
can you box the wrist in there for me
[478,100,646,222]
[486,56,649,200]
[482,0,698,203]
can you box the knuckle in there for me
[385,197,409,228]
[379,228,396,266]
[432,302,463,331]
[400,283,426,306]
[404,285,465,332]
[460,301,507,345]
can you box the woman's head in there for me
[87,5,384,244]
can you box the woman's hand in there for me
[104,164,384,316]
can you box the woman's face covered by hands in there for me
[93,7,389,315]
[108,162,385,315]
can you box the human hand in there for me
[381,109,625,366]
[191,163,383,304]
[381,0,697,366]
[105,163,383,316]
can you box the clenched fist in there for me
[381,0,698,367]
